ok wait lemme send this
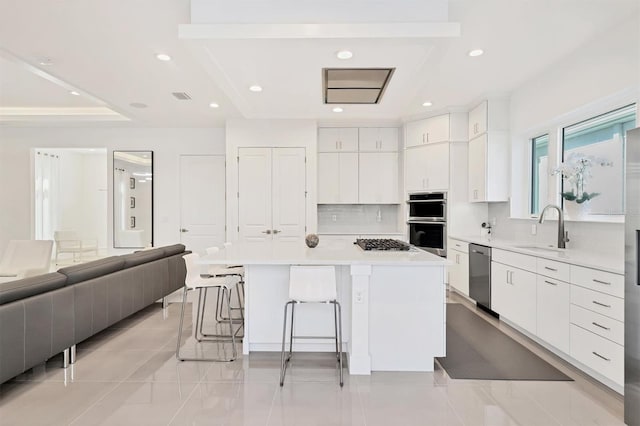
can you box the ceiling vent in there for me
[323,68,395,104]
[171,92,192,100]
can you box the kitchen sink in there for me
[513,245,565,253]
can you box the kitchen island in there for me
[199,240,448,375]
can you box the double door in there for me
[238,147,306,242]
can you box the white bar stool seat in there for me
[280,265,344,387]
[175,253,241,362]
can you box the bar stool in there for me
[279,265,344,387]
[204,246,245,327]
[176,253,241,362]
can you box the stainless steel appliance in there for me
[355,238,410,251]
[469,243,492,311]
[407,192,446,256]
[625,127,640,424]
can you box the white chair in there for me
[176,253,241,362]
[0,240,53,284]
[205,245,245,327]
[53,230,98,264]
[280,265,344,387]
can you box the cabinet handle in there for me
[592,351,611,362]
[336,141,338,150]
[506,270,512,284]
[473,189,478,200]
[456,254,460,264]
[339,140,343,150]
[272,229,281,234]
[592,300,611,308]
[592,322,611,331]
[544,266,558,272]
[593,279,611,286]
[426,132,429,143]
[261,230,272,234]
[455,243,461,247]
[544,280,558,286]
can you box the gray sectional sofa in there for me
[0,244,188,384]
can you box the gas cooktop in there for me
[355,238,411,251]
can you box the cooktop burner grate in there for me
[355,238,410,251]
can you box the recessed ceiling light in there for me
[336,50,353,60]
[422,101,433,107]
[333,107,343,113]
[209,102,220,108]
[156,53,171,61]
[249,85,263,92]
[69,91,80,96]
[468,49,484,57]
[130,102,148,109]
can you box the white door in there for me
[272,148,306,242]
[238,148,273,241]
[179,155,226,253]
[238,147,306,242]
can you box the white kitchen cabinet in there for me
[404,114,450,148]
[570,324,624,386]
[405,143,449,192]
[238,147,306,243]
[536,275,570,354]
[359,152,399,203]
[492,260,537,335]
[468,100,488,138]
[318,128,359,152]
[318,152,359,204]
[359,128,399,152]
[467,99,509,203]
[468,132,509,202]
[448,247,469,296]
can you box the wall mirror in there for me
[113,151,153,248]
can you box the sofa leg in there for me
[63,348,70,368]
[70,345,76,364]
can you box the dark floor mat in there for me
[436,303,572,381]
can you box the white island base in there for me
[199,242,447,375]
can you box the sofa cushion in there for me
[0,272,68,305]
[122,249,166,269]
[163,244,186,257]
[58,256,125,285]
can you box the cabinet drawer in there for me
[571,265,624,298]
[492,249,536,272]
[570,324,623,386]
[570,304,624,345]
[570,285,623,322]
[448,239,468,254]
[536,258,570,282]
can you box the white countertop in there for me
[448,235,623,275]
[198,240,449,266]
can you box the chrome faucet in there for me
[538,204,570,249]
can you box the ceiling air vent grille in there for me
[172,92,192,100]
[323,68,395,104]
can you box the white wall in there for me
[509,15,639,219]
[225,119,318,240]
[491,14,639,257]
[0,127,225,257]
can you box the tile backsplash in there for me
[318,204,400,234]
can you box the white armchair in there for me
[54,230,98,264]
[0,240,53,283]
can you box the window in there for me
[561,104,636,215]
[530,134,549,215]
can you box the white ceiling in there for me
[0,0,637,127]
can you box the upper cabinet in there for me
[467,99,510,203]
[318,128,359,152]
[359,128,399,152]
[318,127,400,204]
[405,143,450,192]
[405,114,450,148]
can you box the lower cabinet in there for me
[492,261,537,335]
[536,276,570,354]
[570,324,624,386]
[448,249,469,296]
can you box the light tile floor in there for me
[0,290,624,426]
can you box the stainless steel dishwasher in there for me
[468,243,493,312]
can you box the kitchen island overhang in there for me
[198,241,449,375]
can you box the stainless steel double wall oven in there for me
[407,192,446,256]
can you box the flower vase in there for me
[563,200,590,219]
